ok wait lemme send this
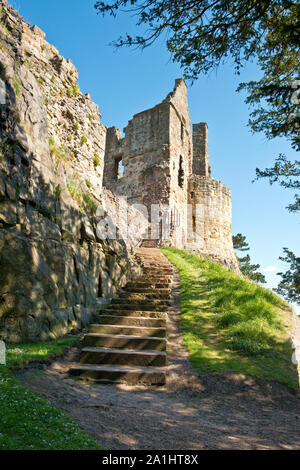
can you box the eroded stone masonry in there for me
[0,1,238,343]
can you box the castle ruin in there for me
[103,79,237,270]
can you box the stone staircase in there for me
[69,248,175,385]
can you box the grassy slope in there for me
[0,336,103,450]
[162,247,299,390]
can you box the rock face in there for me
[0,1,141,343]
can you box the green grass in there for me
[13,72,21,97]
[161,247,299,390]
[72,84,79,97]
[36,76,44,87]
[6,336,79,368]
[82,192,98,213]
[80,135,87,146]
[0,336,103,450]
[93,153,100,167]
[55,183,62,200]
[67,178,82,205]
[49,137,71,168]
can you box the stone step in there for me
[134,279,173,286]
[118,292,171,300]
[107,303,169,312]
[89,324,166,338]
[135,253,167,258]
[140,261,174,266]
[69,364,166,385]
[111,298,171,306]
[99,309,167,319]
[142,269,174,274]
[140,264,171,268]
[132,274,173,280]
[80,347,167,367]
[126,282,171,289]
[95,314,166,327]
[123,287,171,294]
[140,262,170,265]
[140,240,158,248]
[139,264,168,267]
[139,271,174,282]
[84,333,166,351]
[141,264,170,267]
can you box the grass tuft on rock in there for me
[161,247,299,390]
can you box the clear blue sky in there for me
[11,0,299,296]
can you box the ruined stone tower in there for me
[103,79,238,270]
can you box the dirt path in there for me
[17,274,300,450]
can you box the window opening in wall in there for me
[170,209,175,236]
[159,218,163,240]
[192,215,196,233]
[181,122,184,142]
[114,156,124,179]
[190,191,194,200]
[178,155,184,188]
[98,275,103,297]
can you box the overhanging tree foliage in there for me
[276,248,300,303]
[233,233,266,284]
[232,233,249,253]
[254,154,300,213]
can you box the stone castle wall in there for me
[192,123,211,177]
[167,80,192,248]
[186,176,237,270]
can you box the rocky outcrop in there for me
[0,1,140,343]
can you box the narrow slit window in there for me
[159,218,163,240]
[193,215,196,233]
[178,155,184,188]
[98,276,103,297]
